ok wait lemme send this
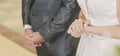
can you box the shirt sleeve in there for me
[24,24,32,29]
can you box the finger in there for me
[36,44,42,47]
[71,33,81,38]
[71,20,79,34]
[25,33,32,37]
[35,44,38,46]
[27,32,33,35]
[25,33,29,36]
[75,20,82,34]
[69,20,80,36]
[70,28,79,37]
[25,35,32,40]
[33,44,41,47]
[25,35,30,39]
[25,36,34,43]
[67,26,73,34]
[38,44,42,46]
[26,39,34,46]
[35,44,42,47]
[25,30,33,36]
[68,19,80,36]
[29,36,39,44]
[78,19,85,34]
[26,33,33,39]
[27,33,33,38]
[67,25,71,34]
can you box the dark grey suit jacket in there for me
[22,0,80,56]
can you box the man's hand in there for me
[25,28,33,36]
[25,28,34,46]
[30,32,45,45]
[25,29,45,46]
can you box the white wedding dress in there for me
[76,0,120,56]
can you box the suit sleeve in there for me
[38,0,80,42]
[22,0,31,25]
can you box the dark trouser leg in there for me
[36,45,53,56]
[69,38,80,56]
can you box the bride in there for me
[68,0,120,56]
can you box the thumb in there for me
[84,20,91,27]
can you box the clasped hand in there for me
[25,29,45,47]
[67,19,91,38]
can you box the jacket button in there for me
[32,12,36,16]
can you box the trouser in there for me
[36,37,80,56]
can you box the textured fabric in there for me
[77,0,119,26]
[76,0,120,56]
[22,0,80,56]
[76,34,120,56]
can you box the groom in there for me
[22,0,80,56]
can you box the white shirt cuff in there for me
[24,24,32,29]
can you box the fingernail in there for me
[39,44,42,46]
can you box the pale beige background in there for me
[0,0,36,56]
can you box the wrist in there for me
[25,28,32,31]
[85,26,91,33]
[85,26,96,34]
[85,26,103,36]
[25,28,33,33]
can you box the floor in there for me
[0,35,36,56]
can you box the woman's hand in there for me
[67,19,90,38]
